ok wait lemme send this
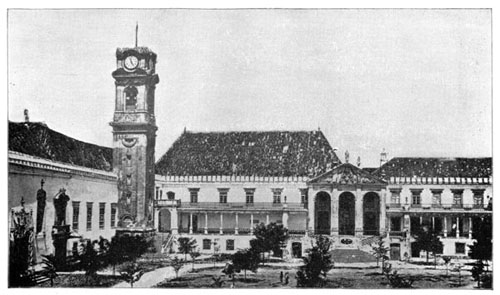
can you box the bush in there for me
[383,264,414,288]
[296,236,333,287]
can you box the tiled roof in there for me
[155,130,340,177]
[9,121,113,172]
[373,157,492,178]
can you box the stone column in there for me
[456,216,460,238]
[331,188,339,235]
[443,216,448,238]
[235,212,239,234]
[386,214,391,238]
[189,213,193,234]
[204,212,208,234]
[432,216,435,231]
[308,189,316,234]
[379,188,387,235]
[154,208,160,231]
[282,211,289,229]
[250,213,254,234]
[171,209,178,234]
[266,214,269,225]
[220,213,223,234]
[355,188,364,236]
[468,217,473,239]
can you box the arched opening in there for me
[159,209,171,232]
[339,192,355,235]
[314,191,331,235]
[292,242,302,258]
[363,192,380,236]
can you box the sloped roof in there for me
[9,121,113,172]
[373,157,492,178]
[155,130,340,177]
[308,163,386,185]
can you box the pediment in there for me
[308,163,386,185]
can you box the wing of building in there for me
[8,121,118,259]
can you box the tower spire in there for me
[135,22,138,47]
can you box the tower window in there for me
[124,86,138,110]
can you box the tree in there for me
[78,239,101,283]
[178,237,197,261]
[232,248,261,280]
[189,250,201,271]
[120,262,143,288]
[442,256,452,276]
[252,222,289,260]
[296,235,333,287]
[170,256,184,279]
[371,236,389,273]
[469,216,492,269]
[412,226,443,265]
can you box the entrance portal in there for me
[363,192,380,236]
[314,191,331,235]
[390,243,401,260]
[339,192,355,235]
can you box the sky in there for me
[7,9,492,168]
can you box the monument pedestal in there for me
[52,225,70,269]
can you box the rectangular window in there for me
[189,188,199,203]
[219,189,228,204]
[245,189,255,204]
[226,239,235,251]
[452,190,463,208]
[203,239,211,250]
[390,191,401,204]
[411,189,422,206]
[472,189,485,208]
[86,202,93,231]
[111,203,117,228]
[272,189,282,204]
[300,188,308,204]
[455,242,466,254]
[72,202,80,231]
[390,217,401,231]
[431,189,442,207]
[99,203,105,230]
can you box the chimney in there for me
[380,148,388,167]
[24,109,29,122]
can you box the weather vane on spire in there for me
[135,22,138,47]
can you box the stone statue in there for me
[36,179,46,233]
[53,188,70,226]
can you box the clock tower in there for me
[110,46,159,232]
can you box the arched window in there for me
[124,86,138,110]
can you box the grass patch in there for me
[38,274,122,288]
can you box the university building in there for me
[9,44,492,262]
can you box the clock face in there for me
[124,55,139,70]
